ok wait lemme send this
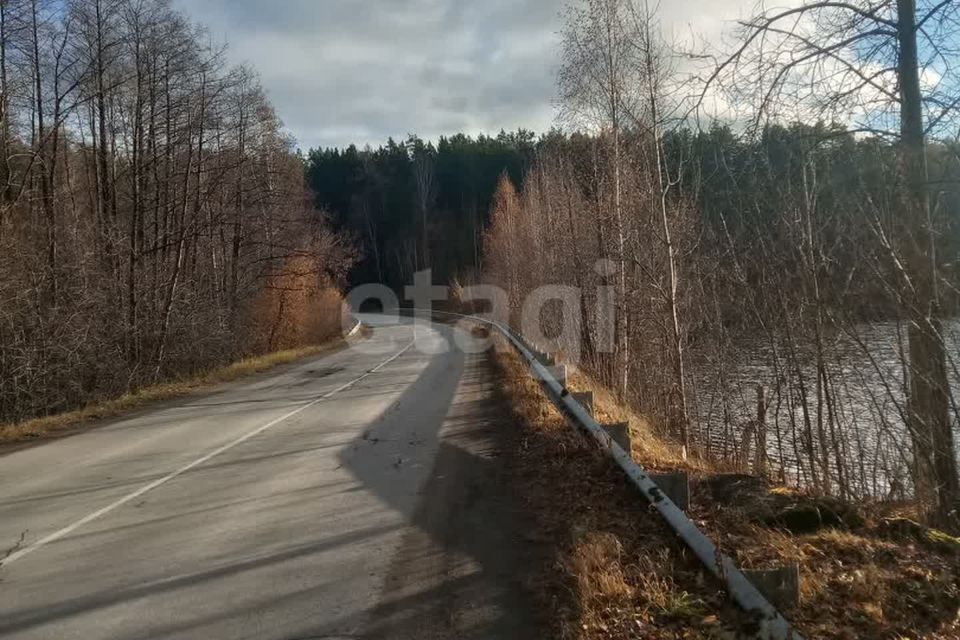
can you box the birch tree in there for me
[559,0,643,399]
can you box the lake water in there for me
[688,319,960,499]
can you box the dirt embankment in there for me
[490,339,960,639]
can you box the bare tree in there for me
[0,0,352,427]
[560,0,645,400]
[620,0,693,448]
[706,0,960,521]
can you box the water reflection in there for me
[689,319,960,499]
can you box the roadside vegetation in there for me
[476,0,960,626]
[492,336,960,638]
[0,332,359,446]
[479,0,960,528]
[0,0,353,430]
[490,338,745,639]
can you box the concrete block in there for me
[572,391,594,416]
[744,564,800,609]
[547,364,567,386]
[650,472,690,511]
[601,422,631,453]
[532,350,555,366]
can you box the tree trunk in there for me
[897,0,958,523]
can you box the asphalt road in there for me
[0,315,533,640]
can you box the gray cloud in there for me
[172,0,748,150]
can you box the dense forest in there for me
[305,131,536,290]
[307,124,960,316]
[0,0,352,425]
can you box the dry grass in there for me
[683,466,960,638]
[563,368,710,473]
[562,358,960,638]
[568,532,635,604]
[0,335,353,446]
[493,339,960,639]
[491,339,748,639]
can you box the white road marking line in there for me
[1,339,416,568]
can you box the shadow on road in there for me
[0,319,536,640]
[336,320,536,639]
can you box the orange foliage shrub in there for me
[249,255,346,353]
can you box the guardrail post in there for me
[534,352,555,366]
[601,422,631,453]
[649,472,690,511]
[573,391,594,416]
[548,364,568,386]
[744,564,800,610]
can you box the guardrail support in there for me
[573,391,594,416]
[745,565,800,610]
[551,365,568,386]
[650,472,690,511]
[601,422,631,454]
[535,352,555,367]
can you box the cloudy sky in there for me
[172,0,753,151]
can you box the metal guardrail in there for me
[404,308,803,640]
[345,316,363,338]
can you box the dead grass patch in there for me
[0,334,354,446]
[568,532,635,604]
[688,464,960,638]
[491,340,748,639]
[566,358,960,638]
[494,340,960,639]
[564,368,733,476]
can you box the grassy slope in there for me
[491,335,960,639]
[490,338,748,639]
[0,333,358,446]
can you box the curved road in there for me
[0,316,533,639]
